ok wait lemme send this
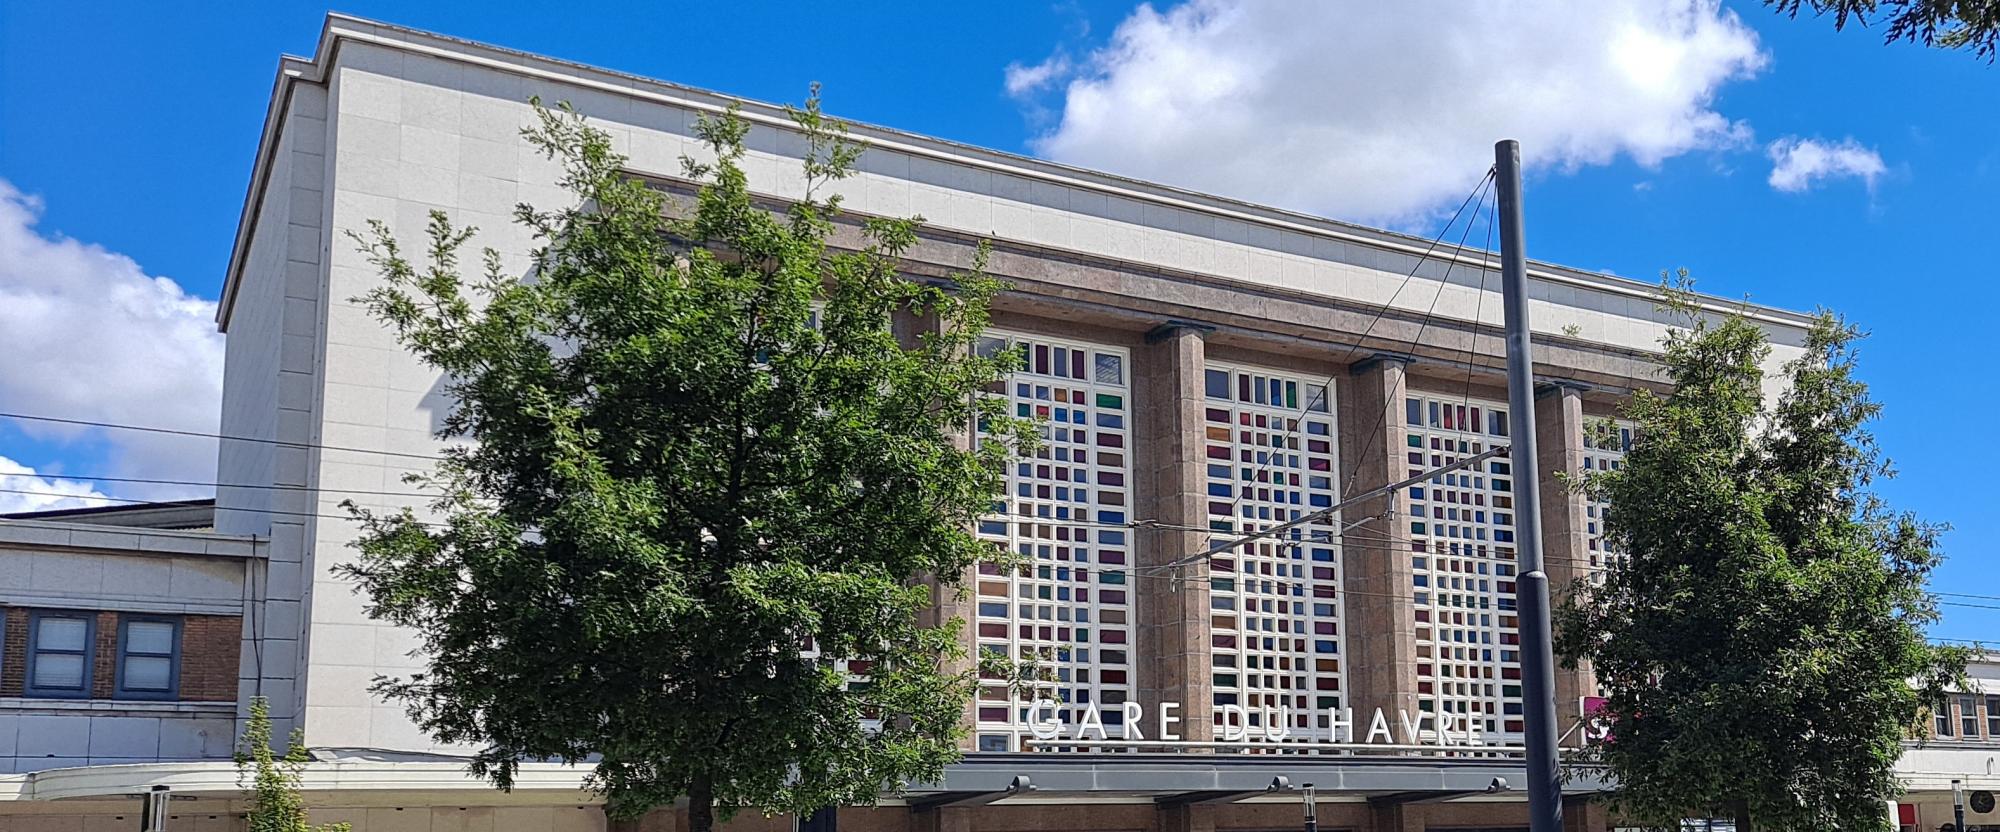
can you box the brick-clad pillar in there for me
[181,615,247,702]
[1537,382,1595,742]
[913,807,975,832]
[1158,803,1218,832]
[1134,323,1214,743]
[1563,796,1609,832]
[91,611,119,699]
[895,305,980,751]
[1368,800,1427,832]
[1337,354,1419,726]
[0,606,25,696]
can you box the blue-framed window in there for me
[114,615,181,700]
[26,610,95,698]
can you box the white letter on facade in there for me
[1327,706,1354,743]
[1030,699,1062,741]
[1366,708,1394,744]
[1123,701,1146,740]
[1435,711,1459,746]
[1265,704,1292,741]
[1077,703,1107,741]
[1159,701,1183,741]
[1398,708,1426,744]
[1221,703,1249,742]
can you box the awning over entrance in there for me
[911,753,1612,809]
[0,750,1611,811]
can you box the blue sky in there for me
[1,1,1996,638]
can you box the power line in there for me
[15,415,1994,611]
[1219,171,1497,529]
[17,474,1986,605]
[14,489,1991,634]
[8,472,450,501]
[0,411,451,462]
[1456,195,1499,433]
[1151,445,1511,574]
[1339,171,1497,502]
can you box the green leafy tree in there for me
[338,92,1029,832]
[237,696,351,832]
[1556,276,1965,832]
[1767,0,2000,61]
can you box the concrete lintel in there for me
[909,775,1036,812]
[916,275,963,293]
[1537,379,1594,398]
[1145,319,1217,343]
[1349,351,1418,375]
[1367,790,1486,806]
[1154,789,1267,808]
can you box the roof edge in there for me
[217,13,1819,332]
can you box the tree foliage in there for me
[1767,0,2000,61]
[237,696,350,832]
[339,92,1028,831]
[1555,275,1965,832]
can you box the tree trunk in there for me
[1733,798,1752,832]
[689,774,716,832]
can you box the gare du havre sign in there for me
[1017,700,1606,751]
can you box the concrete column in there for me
[896,305,979,750]
[632,807,680,832]
[913,807,975,832]
[1536,383,1595,743]
[1158,803,1218,832]
[1134,323,1215,743]
[1562,796,1609,832]
[1369,801,1427,832]
[1337,355,1420,726]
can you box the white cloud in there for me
[1766,136,1885,193]
[1013,0,1768,224]
[1006,54,1075,99]
[0,179,222,501]
[0,455,113,514]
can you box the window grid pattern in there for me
[1404,395,1521,739]
[972,333,1132,751]
[1582,422,1633,576]
[1201,363,1344,741]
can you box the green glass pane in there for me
[1095,393,1123,410]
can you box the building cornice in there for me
[0,518,263,559]
[218,13,1819,334]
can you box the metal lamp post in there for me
[1957,779,1968,832]
[1303,782,1318,832]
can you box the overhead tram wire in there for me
[27,455,1997,598]
[1456,194,1499,426]
[1190,171,1498,574]
[1217,170,1497,529]
[19,484,1996,618]
[1337,171,1499,503]
[1144,444,1511,576]
[0,411,452,462]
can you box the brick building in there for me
[0,14,1984,832]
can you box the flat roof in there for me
[1,497,215,529]
[219,14,1816,333]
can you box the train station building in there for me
[0,14,1977,832]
